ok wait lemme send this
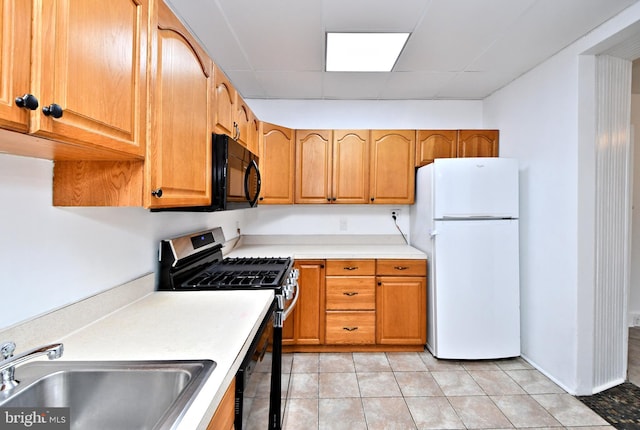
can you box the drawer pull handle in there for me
[344,266,358,271]
[394,266,409,270]
[343,292,358,296]
[343,327,359,331]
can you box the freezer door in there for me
[432,219,520,359]
[433,158,519,219]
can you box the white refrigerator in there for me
[410,158,520,359]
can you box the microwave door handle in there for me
[245,159,261,207]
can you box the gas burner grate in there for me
[222,257,290,266]
[184,269,283,288]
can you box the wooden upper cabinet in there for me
[0,0,148,159]
[34,0,148,156]
[145,0,212,208]
[295,129,333,203]
[457,129,499,158]
[213,63,237,138]
[235,94,251,148]
[0,0,31,133]
[259,122,295,204]
[333,130,369,204]
[248,112,260,155]
[416,130,458,167]
[370,130,415,204]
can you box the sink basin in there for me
[0,360,215,430]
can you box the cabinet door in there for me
[0,0,31,132]
[33,0,148,156]
[206,380,235,430]
[292,260,325,345]
[248,113,260,156]
[416,130,458,167]
[333,130,369,203]
[295,129,332,203]
[145,0,212,208]
[235,94,251,147]
[259,122,295,204]
[457,130,499,158]
[213,63,236,138]
[376,276,426,345]
[370,130,415,204]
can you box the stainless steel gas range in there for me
[157,227,299,430]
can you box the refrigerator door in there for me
[431,219,520,359]
[433,158,519,219]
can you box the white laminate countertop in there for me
[225,235,427,260]
[55,289,274,430]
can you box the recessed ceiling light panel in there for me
[326,32,410,72]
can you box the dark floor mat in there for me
[578,382,640,430]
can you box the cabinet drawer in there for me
[376,259,427,276]
[326,277,375,310]
[325,312,375,344]
[326,259,375,276]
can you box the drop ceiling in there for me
[165,0,639,101]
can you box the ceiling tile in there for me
[396,0,536,72]
[436,71,518,99]
[468,0,639,74]
[165,0,640,100]
[255,71,324,99]
[380,72,456,99]
[217,0,324,71]
[322,0,430,31]
[323,72,391,99]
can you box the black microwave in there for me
[153,133,261,212]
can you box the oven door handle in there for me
[282,283,299,322]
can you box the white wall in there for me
[483,2,640,394]
[247,99,483,130]
[243,204,410,237]
[0,154,247,329]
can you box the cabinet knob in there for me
[332,197,337,201]
[327,197,331,202]
[394,266,409,271]
[343,266,358,271]
[151,188,163,198]
[343,292,358,296]
[259,197,264,201]
[15,94,39,110]
[42,103,63,118]
[370,197,375,202]
[342,327,359,332]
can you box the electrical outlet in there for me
[633,315,640,326]
[390,208,401,218]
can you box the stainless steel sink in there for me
[0,360,216,430]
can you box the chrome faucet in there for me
[0,341,64,391]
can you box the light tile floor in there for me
[279,351,613,430]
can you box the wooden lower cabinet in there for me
[207,379,235,430]
[376,276,427,345]
[325,312,375,344]
[284,258,427,352]
[325,260,376,345]
[283,260,325,345]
